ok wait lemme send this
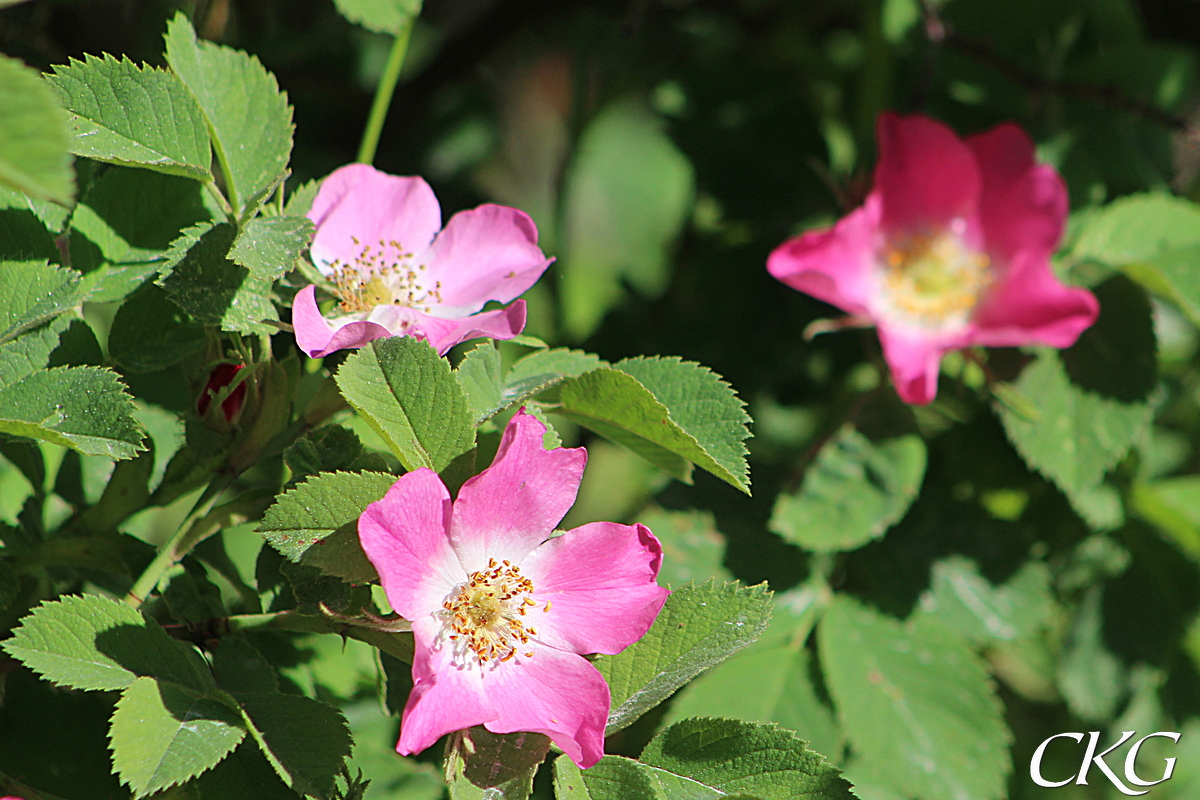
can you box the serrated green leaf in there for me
[158,222,279,334]
[639,717,854,800]
[554,756,661,800]
[47,54,212,180]
[0,314,71,392]
[0,366,145,459]
[238,691,352,800]
[109,677,245,798]
[1073,192,1200,266]
[664,618,841,761]
[769,429,925,553]
[917,556,1055,645]
[997,350,1151,516]
[456,341,503,424]
[0,54,73,204]
[108,283,205,373]
[228,214,313,280]
[444,727,550,800]
[1,593,212,692]
[559,101,693,339]
[596,579,772,734]
[0,260,82,346]
[818,596,1011,800]
[257,470,396,583]
[1060,274,1157,402]
[164,14,292,213]
[283,425,368,482]
[333,0,422,34]
[615,357,751,493]
[178,739,302,800]
[506,347,607,384]
[284,178,319,217]
[334,336,475,472]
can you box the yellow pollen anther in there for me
[328,238,438,314]
[441,562,548,666]
[878,228,991,328]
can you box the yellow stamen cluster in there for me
[441,559,550,665]
[327,237,443,314]
[879,229,991,328]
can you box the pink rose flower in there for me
[767,112,1099,404]
[293,164,552,358]
[358,409,670,768]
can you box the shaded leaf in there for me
[238,691,352,799]
[444,727,550,800]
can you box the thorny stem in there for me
[356,19,415,165]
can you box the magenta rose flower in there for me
[293,164,553,358]
[358,409,670,767]
[767,112,1099,404]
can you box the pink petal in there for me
[876,327,959,405]
[308,164,442,274]
[968,123,1068,265]
[766,197,880,316]
[422,204,553,317]
[481,643,610,768]
[519,522,669,656]
[970,251,1099,348]
[369,301,528,356]
[398,616,495,756]
[450,410,586,571]
[291,285,392,357]
[359,469,465,619]
[875,112,982,235]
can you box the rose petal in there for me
[876,326,960,405]
[520,522,669,656]
[359,469,464,619]
[422,204,553,317]
[766,197,880,316]
[971,251,1100,348]
[398,616,495,756]
[481,643,609,768]
[308,164,442,274]
[450,410,586,572]
[367,301,528,356]
[291,285,392,357]
[876,112,982,235]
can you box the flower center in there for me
[877,228,991,329]
[441,559,550,666]
[327,238,443,314]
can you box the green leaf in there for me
[257,470,397,583]
[333,0,422,34]
[818,596,1011,800]
[211,637,279,695]
[637,507,731,588]
[444,727,550,800]
[1073,192,1200,266]
[108,283,205,373]
[559,101,693,339]
[556,368,727,491]
[769,429,925,553]
[664,618,841,762]
[455,341,504,424]
[0,54,73,204]
[283,425,371,482]
[615,357,751,493]
[334,336,475,472]
[69,166,212,281]
[228,214,314,281]
[179,740,302,800]
[0,260,82,347]
[0,186,60,264]
[238,691,352,800]
[47,54,212,180]
[639,717,855,800]
[158,222,279,334]
[506,347,606,385]
[554,756,661,800]
[164,13,292,212]
[596,579,773,734]
[0,366,146,459]
[917,556,1055,645]
[1,593,212,692]
[1056,584,1127,722]
[109,677,245,798]
[1060,274,1157,403]
[997,350,1152,516]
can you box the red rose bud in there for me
[198,363,248,423]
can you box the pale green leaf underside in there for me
[48,53,212,180]
[769,428,925,553]
[332,0,422,34]
[257,470,396,583]
[110,677,245,798]
[596,579,772,734]
[0,54,74,204]
[334,336,475,472]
